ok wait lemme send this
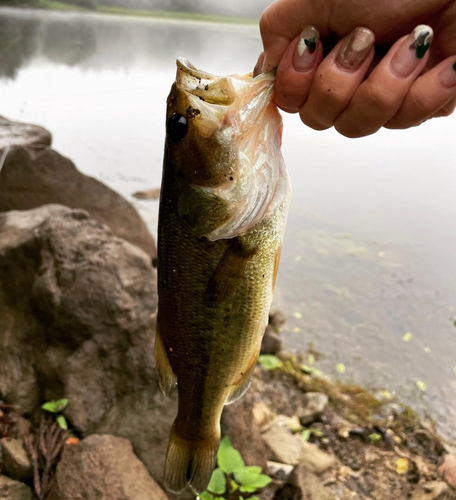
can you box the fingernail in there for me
[253,51,265,77]
[336,27,375,71]
[391,25,433,78]
[439,61,456,88]
[293,26,319,71]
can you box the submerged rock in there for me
[0,116,156,258]
[48,434,169,500]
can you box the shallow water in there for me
[1,7,455,441]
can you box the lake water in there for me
[1,7,455,442]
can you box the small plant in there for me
[41,398,69,430]
[198,437,271,500]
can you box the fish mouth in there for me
[175,58,275,129]
[174,58,287,241]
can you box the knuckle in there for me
[407,86,437,116]
[299,107,330,131]
[363,81,398,113]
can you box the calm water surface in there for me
[1,7,456,441]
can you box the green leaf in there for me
[234,466,262,485]
[207,468,226,495]
[41,398,68,413]
[249,497,260,500]
[335,363,346,374]
[258,355,283,371]
[416,380,427,392]
[369,433,382,443]
[56,415,68,430]
[301,429,311,441]
[292,311,302,319]
[217,437,244,474]
[402,332,413,342]
[235,467,271,491]
[198,492,213,500]
[230,480,239,493]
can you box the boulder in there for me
[0,116,51,151]
[0,475,32,500]
[0,437,32,481]
[48,434,169,500]
[0,116,156,258]
[0,205,174,484]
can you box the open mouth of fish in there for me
[174,58,289,240]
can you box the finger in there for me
[274,26,323,112]
[259,0,329,72]
[298,27,375,129]
[385,57,456,128]
[334,25,434,138]
[253,51,265,77]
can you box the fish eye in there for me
[167,113,188,141]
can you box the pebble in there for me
[438,454,456,487]
[0,438,32,481]
[298,392,329,426]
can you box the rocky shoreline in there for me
[0,116,455,500]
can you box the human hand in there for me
[255,0,456,137]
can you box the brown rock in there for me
[261,325,283,355]
[0,136,156,258]
[0,116,51,151]
[0,437,32,481]
[48,434,169,500]
[0,205,174,484]
[261,420,335,472]
[298,392,329,426]
[438,454,456,487]
[221,377,270,469]
[132,187,161,200]
[0,475,32,500]
[411,481,449,500]
[275,465,336,500]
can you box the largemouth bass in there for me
[156,58,291,493]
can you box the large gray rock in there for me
[0,117,156,258]
[0,205,174,484]
[48,434,169,500]
[0,475,32,500]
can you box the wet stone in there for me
[261,325,283,355]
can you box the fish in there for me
[156,58,291,494]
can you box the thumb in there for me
[259,0,329,72]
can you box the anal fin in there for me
[225,354,258,405]
[155,319,177,397]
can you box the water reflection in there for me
[0,8,260,77]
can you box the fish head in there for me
[164,58,289,240]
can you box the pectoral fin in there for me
[205,239,257,308]
[225,354,258,405]
[154,319,177,397]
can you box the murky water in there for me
[1,7,455,441]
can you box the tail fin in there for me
[164,423,219,494]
